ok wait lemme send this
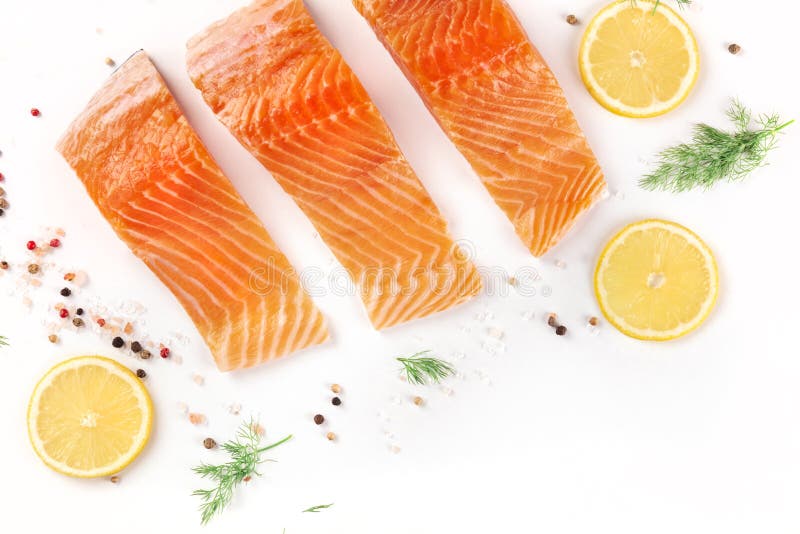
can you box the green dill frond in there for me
[303,503,334,513]
[629,0,691,12]
[640,100,793,193]
[192,419,292,524]
[0,336,7,347]
[396,351,455,385]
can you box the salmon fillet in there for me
[57,52,328,371]
[186,0,482,330]
[354,0,607,256]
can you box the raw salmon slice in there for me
[57,52,328,371]
[354,0,607,256]
[186,0,481,330]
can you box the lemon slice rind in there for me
[594,219,718,341]
[27,356,153,478]
[579,1,700,118]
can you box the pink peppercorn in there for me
[0,172,4,181]
[160,347,170,359]
[26,241,36,251]
[59,309,69,319]
[49,238,61,248]
[97,318,106,327]
[30,108,41,117]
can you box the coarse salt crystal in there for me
[228,403,241,415]
[188,413,206,425]
[192,373,205,386]
[72,271,88,286]
[487,326,505,340]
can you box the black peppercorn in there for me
[728,43,741,55]
[555,325,567,336]
[136,369,146,378]
[131,341,143,353]
[331,397,342,406]
[203,437,216,449]
[566,14,579,25]
[313,414,324,425]
[112,336,125,348]
[76,308,84,316]
[60,287,71,297]
[0,261,8,270]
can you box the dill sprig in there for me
[640,100,793,193]
[192,419,292,525]
[630,0,691,12]
[0,336,7,347]
[396,351,455,385]
[303,503,334,513]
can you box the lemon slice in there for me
[579,0,699,118]
[27,356,153,478]
[594,219,718,340]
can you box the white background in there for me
[1,0,798,532]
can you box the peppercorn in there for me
[0,261,8,270]
[728,43,741,54]
[555,325,567,336]
[0,187,5,197]
[326,432,336,441]
[547,313,558,327]
[105,57,116,67]
[331,397,342,406]
[313,414,325,425]
[0,209,4,217]
[59,308,69,319]
[60,287,71,297]
[112,336,125,348]
[588,316,599,326]
[64,272,75,282]
[30,108,41,117]
[0,172,4,181]
[203,437,216,449]
[0,198,8,209]
[330,383,341,394]
[110,475,120,484]
[566,14,579,25]
[413,396,424,406]
[136,369,146,378]
[97,318,106,327]
[26,240,36,251]
[72,317,84,327]
[160,347,170,358]
[140,349,152,360]
[131,341,143,353]
[27,264,39,275]
[49,238,61,248]
[48,334,58,343]
[76,308,84,316]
